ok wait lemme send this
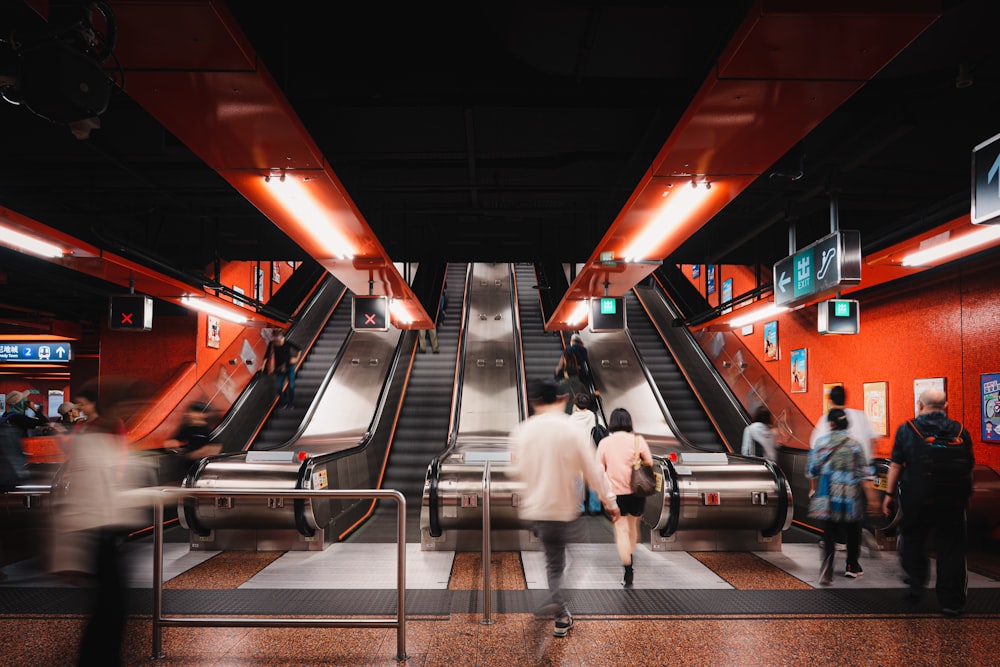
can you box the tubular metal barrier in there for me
[643,453,794,538]
[149,487,407,662]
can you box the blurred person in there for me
[596,407,653,588]
[807,409,879,584]
[52,401,81,434]
[741,405,778,461]
[511,378,619,638]
[160,401,222,480]
[554,349,586,414]
[418,282,447,353]
[562,333,592,386]
[50,382,151,666]
[882,388,974,615]
[265,330,302,409]
[569,392,603,515]
[1,389,50,438]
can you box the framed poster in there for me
[706,264,716,295]
[822,382,843,413]
[254,266,265,302]
[233,285,245,306]
[864,381,889,436]
[721,278,733,314]
[692,264,700,278]
[207,316,221,349]
[272,261,281,284]
[763,320,778,361]
[790,348,807,393]
[913,377,946,417]
[980,373,1000,442]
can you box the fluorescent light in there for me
[180,296,248,324]
[622,183,711,261]
[264,175,357,259]
[0,226,65,258]
[566,300,590,327]
[389,298,413,325]
[902,225,1000,266]
[729,302,787,328]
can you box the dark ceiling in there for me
[1,0,998,334]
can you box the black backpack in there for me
[0,413,29,491]
[908,419,973,504]
[591,415,609,448]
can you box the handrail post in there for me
[395,490,407,660]
[151,497,165,659]
[480,461,494,625]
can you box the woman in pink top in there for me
[596,408,653,587]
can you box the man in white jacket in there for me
[512,379,619,638]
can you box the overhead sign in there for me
[352,295,389,332]
[817,298,859,335]
[109,295,153,331]
[972,131,1000,224]
[590,297,625,332]
[0,342,73,363]
[773,230,861,308]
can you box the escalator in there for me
[348,263,468,542]
[514,263,565,384]
[624,290,726,451]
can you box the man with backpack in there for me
[882,388,974,616]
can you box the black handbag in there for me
[629,435,657,497]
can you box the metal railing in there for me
[148,487,407,661]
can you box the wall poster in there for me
[706,264,716,295]
[721,278,733,314]
[864,381,889,436]
[913,377,946,417]
[822,382,843,414]
[207,315,221,349]
[691,264,700,279]
[790,348,807,393]
[272,261,281,284]
[981,373,1000,442]
[763,320,778,361]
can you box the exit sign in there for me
[818,298,859,335]
[773,231,862,308]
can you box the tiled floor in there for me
[2,524,1000,666]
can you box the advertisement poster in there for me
[692,264,700,278]
[822,382,843,414]
[763,321,778,361]
[790,348,807,393]
[272,261,281,284]
[913,377,946,417]
[864,381,889,436]
[722,278,733,314]
[982,373,1000,442]
[706,265,716,295]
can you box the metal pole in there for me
[151,498,165,659]
[396,492,407,660]
[480,461,494,624]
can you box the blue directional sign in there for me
[972,131,1000,225]
[773,231,861,308]
[0,342,73,364]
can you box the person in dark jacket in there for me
[882,388,974,616]
[1,389,49,438]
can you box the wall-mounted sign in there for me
[773,230,861,308]
[972,131,1000,225]
[0,342,73,363]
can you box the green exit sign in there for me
[600,297,617,314]
[834,300,851,317]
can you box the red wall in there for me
[695,257,999,471]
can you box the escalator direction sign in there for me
[352,295,389,332]
[0,342,73,364]
[109,295,153,331]
[589,296,625,332]
[772,230,861,308]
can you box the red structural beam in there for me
[547,0,940,330]
[104,0,431,329]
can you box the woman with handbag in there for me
[596,407,654,587]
